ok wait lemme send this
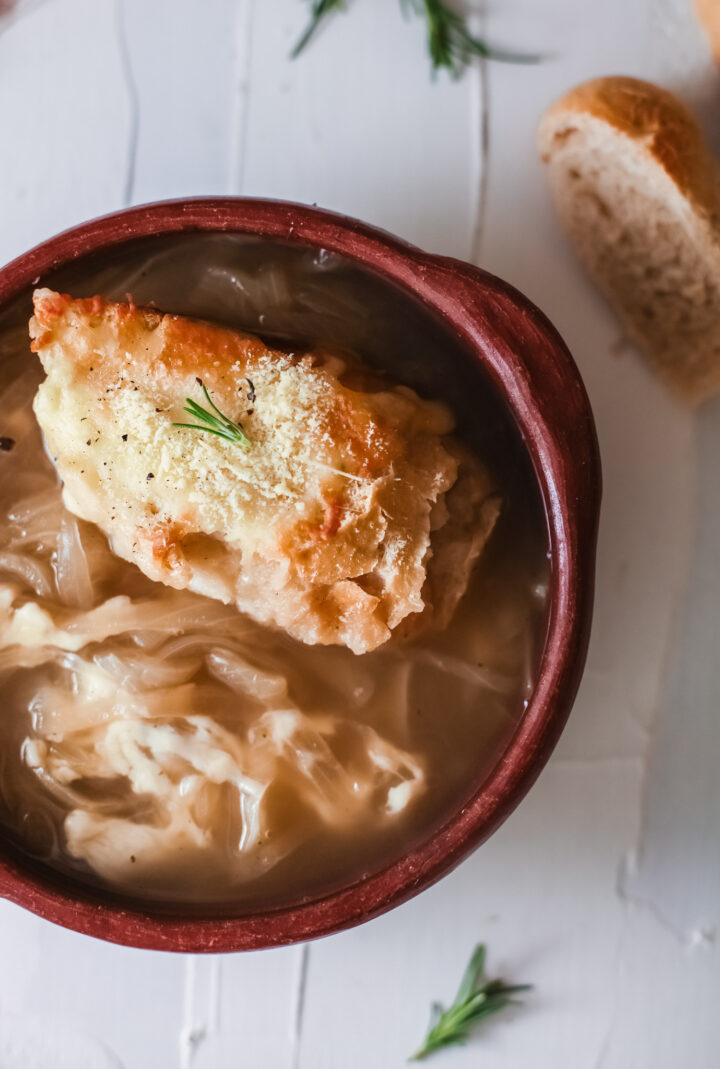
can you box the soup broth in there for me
[0,235,548,910]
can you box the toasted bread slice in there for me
[30,290,498,654]
[538,76,720,403]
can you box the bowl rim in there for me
[0,197,601,951]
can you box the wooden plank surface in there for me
[0,0,718,1066]
[0,0,131,264]
[237,0,480,259]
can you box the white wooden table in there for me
[0,1,718,1066]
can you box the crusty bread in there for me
[695,0,720,65]
[538,76,720,403]
[29,290,498,654]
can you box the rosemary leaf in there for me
[173,384,251,450]
[293,0,540,76]
[403,0,540,76]
[292,0,346,58]
[409,944,531,1061]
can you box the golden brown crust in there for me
[539,76,720,220]
[30,290,498,653]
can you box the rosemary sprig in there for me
[291,0,345,59]
[293,0,539,76]
[403,0,540,76]
[410,944,531,1061]
[173,383,251,450]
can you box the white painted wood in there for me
[0,899,184,1067]
[120,0,239,204]
[237,0,480,258]
[0,0,131,267]
[1,0,719,1066]
[188,947,304,1069]
[0,1013,124,1069]
[619,398,720,935]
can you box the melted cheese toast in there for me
[30,289,498,653]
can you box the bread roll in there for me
[695,0,720,65]
[538,75,720,403]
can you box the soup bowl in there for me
[0,198,600,951]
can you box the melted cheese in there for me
[22,657,424,890]
[30,289,497,652]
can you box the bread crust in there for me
[539,76,719,221]
[30,290,498,653]
[695,0,720,66]
[538,76,720,403]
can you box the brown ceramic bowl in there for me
[0,199,600,951]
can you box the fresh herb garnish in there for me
[293,0,539,76]
[403,0,540,75]
[173,384,251,450]
[291,0,345,58]
[410,944,531,1061]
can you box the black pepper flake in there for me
[0,437,15,452]
[86,439,91,446]
[121,434,128,442]
[147,473,154,480]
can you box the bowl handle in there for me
[415,250,601,745]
